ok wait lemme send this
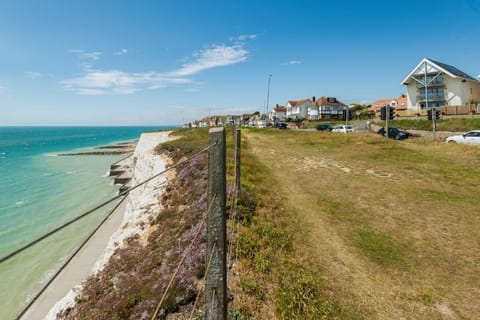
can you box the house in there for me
[308,96,346,120]
[269,104,287,124]
[248,114,267,128]
[369,95,408,112]
[286,98,311,119]
[401,58,480,111]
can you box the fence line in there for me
[150,194,217,320]
[7,127,240,319]
[206,127,227,320]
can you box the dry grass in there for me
[243,129,480,320]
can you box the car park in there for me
[446,130,480,145]
[331,125,354,133]
[377,127,413,140]
[316,124,333,131]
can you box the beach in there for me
[19,131,173,320]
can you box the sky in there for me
[0,0,479,126]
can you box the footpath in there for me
[19,198,127,320]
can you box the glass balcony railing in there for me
[416,94,445,101]
[416,78,445,88]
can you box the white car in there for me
[331,125,354,133]
[446,130,480,145]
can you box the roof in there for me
[369,98,395,111]
[273,106,286,112]
[287,98,311,106]
[401,58,480,85]
[368,95,407,111]
[428,58,479,82]
[311,96,346,107]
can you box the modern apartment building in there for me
[401,58,480,111]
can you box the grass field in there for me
[233,128,480,319]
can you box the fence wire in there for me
[150,194,216,320]
[0,144,212,265]
[4,144,212,320]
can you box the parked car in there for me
[446,130,480,145]
[332,125,354,133]
[276,122,289,129]
[316,124,333,131]
[377,127,413,140]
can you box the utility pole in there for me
[266,75,272,125]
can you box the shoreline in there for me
[20,131,174,320]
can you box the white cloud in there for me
[288,60,301,65]
[62,69,191,95]
[114,48,128,55]
[0,85,5,93]
[63,41,250,95]
[26,71,54,79]
[238,34,257,41]
[68,50,102,71]
[171,44,248,77]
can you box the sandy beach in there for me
[19,131,173,320]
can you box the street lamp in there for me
[265,74,272,125]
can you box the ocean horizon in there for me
[0,126,174,319]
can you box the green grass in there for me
[232,131,366,319]
[355,229,412,269]
[377,118,480,131]
[242,127,480,319]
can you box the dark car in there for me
[377,127,413,140]
[316,124,333,131]
[276,122,289,129]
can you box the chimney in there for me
[312,96,316,102]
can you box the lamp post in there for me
[266,74,272,125]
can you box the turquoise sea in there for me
[0,126,173,319]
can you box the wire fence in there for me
[148,127,242,319]
[2,143,213,320]
[5,127,243,320]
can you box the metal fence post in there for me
[235,129,241,192]
[206,127,227,320]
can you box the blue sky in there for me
[0,0,479,125]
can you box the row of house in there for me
[269,96,348,124]
[187,57,480,129]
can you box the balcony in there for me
[416,77,445,88]
[416,94,445,102]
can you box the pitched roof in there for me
[368,96,407,111]
[311,96,346,107]
[401,57,480,85]
[273,106,287,112]
[427,58,479,82]
[369,98,395,111]
[287,98,311,106]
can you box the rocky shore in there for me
[57,141,136,156]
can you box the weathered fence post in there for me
[206,127,227,320]
[235,128,241,192]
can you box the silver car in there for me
[332,125,354,133]
[446,130,480,145]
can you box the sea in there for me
[0,126,173,319]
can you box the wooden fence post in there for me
[206,127,227,320]
[235,128,241,192]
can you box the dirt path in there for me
[243,130,480,320]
